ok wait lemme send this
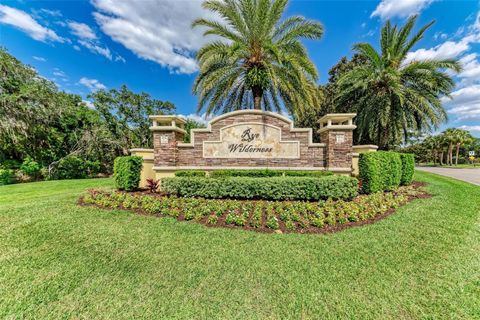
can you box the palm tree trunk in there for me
[440,152,444,165]
[455,143,460,165]
[252,86,262,110]
[448,144,453,165]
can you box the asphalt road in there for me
[416,167,480,186]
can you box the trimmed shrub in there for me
[284,170,333,178]
[161,176,358,201]
[209,169,333,178]
[0,169,15,185]
[359,151,402,193]
[400,153,415,185]
[175,170,207,177]
[20,157,42,180]
[114,156,143,191]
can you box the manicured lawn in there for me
[1,172,479,319]
[419,163,479,169]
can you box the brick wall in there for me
[155,112,326,168]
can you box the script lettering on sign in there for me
[203,123,300,159]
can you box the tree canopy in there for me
[193,0,323,116]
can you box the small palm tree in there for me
[192,0,323,115]
[336,15,461,150]
[452,129,474,165]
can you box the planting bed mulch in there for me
[79,182,430,235]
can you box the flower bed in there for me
[79,183,428,234]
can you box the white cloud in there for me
[33,56,46,62]
[79,77,106,91]
[178,113,214,125]
[53,70,66,77]
[82,100,95,109]
[433,32,447,40]
[371,0,434,19]
[78,39,112,60]
[68,21,97,40]
[114,55,126,63]
[459,125,480,133]
[406,40,470,62]
[91,0,217,74]
[73,45,81,51]
[32,8,62,18]
[0,5,64,42]
[458,53,480,85]
[444,85,480,121]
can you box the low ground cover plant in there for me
[81,184,426,234]
[162,176,358,201]
[113,156,143,191]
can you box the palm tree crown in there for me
[192,0,323,115]
[336,15,461,150]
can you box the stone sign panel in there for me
[203,123,300,159]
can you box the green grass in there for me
[1,172,479,319]
[419,162,479,169]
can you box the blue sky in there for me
[1,0,479,137]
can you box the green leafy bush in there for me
[0,169,15,185]
[174,170,207,177]
[209,169,333,178]
[161,176,358,201]
[20,157,42,180]
[359,151,402,193]
[113,156,143,191]
[400,153,415,185]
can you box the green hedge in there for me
[0,169,15,185]
[400,153,415,185]
[113,156,143,191]
[175,169,334,178]
[359,151,402,193]
[161,176,358,201]
[174,170,207,177]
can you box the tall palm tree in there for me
[453,129,473,165]
[192,0,323,115]
[443,128,457,165]
[336,15,461,150]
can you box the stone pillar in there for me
[318,114,356,172]
[150,116,186,168]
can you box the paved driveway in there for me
[416,167,480,186]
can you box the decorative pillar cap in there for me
[318,113,356,133]
[149,115,186,133]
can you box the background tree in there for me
[183,118,206,143]
[0,48,175,180]
[336,15,461,150]
[193,0,323,116]
[89,85,174,155]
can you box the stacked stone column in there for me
[150,116,186,168]
[318,114,356,172]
